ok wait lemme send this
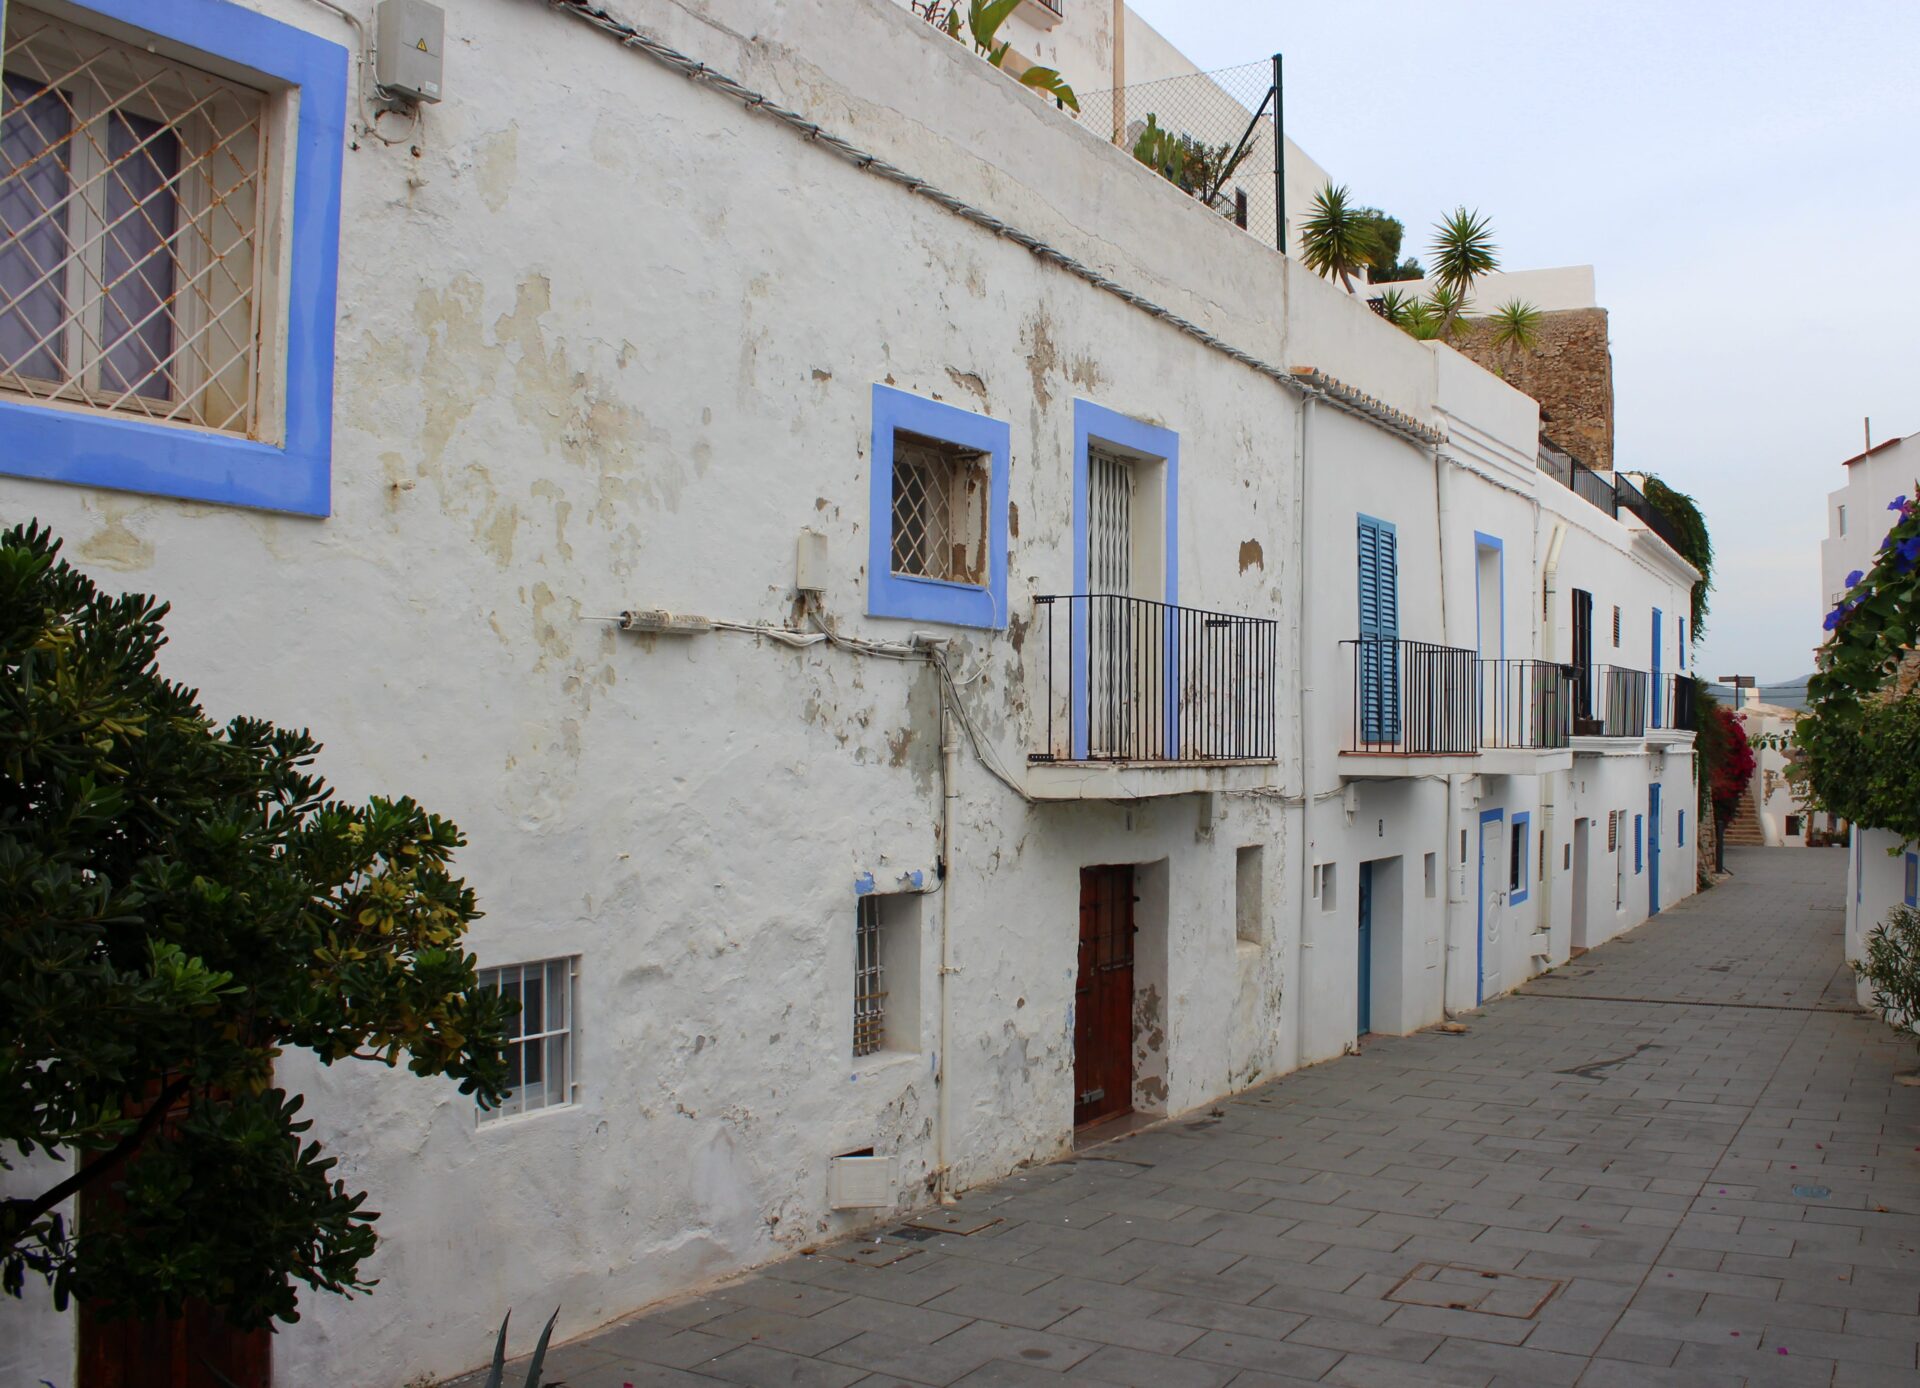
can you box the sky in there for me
[1130,0,1920,683]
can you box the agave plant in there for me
[1298,182,1380,292]
[1429,206,1498,299]
[1484,298,1544,353]
[1424,283,1470,337]
[1374,288,1415,327]
[1400,297,1445,341]
[484,1308,561,1388]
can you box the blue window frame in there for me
[1650,607,1663,729]
[1678,810,1687,847]
[1508,810,1531,904]
[0,0,347,515]
[1356,514,1400,745]
[1906,852,1917,909]
[867,384,1010,629]
[1634,814,1644,873]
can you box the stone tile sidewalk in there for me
[460,848,1920,1388]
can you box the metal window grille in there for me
[1612,606,1622,647]
[1608,811,1618,851]
[853,896,886,1057]
[890,431,987,584]
[477,957,575,1121]
[1087,447,1134,594]
[0,7,268,434]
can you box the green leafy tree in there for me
[1797,487,1920,846]
[0,521,513,1328]
[1640,475,1714,638]
[1357,209,1422,283]
[1429,206,1498,299]
[1299,182,1381,292]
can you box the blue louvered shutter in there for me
[1357,517,1400,745]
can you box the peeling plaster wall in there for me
[1,2,1696,1384]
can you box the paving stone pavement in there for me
[456,848,1920,1388]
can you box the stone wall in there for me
[1455,306,1614,471]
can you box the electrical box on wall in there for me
[376,0,445,104]
[796,529,828,595]
[827,1153,895,1209]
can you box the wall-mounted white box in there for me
[827,1154,895,1209]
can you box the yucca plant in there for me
[1425,283,1470,337]
[1374,288,1415,327]
[484,1308,561,1388]
[1429,206,1498,299]
[1484,298,1544,353]
[1298,182,1380,292]
[1400,297,1445,341]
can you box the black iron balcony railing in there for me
[1571,664,1650,739]
[1480,659,1574,750]
[1653,673,1699,732]
[1031,594,1278,763]
[1343,637,1478,755]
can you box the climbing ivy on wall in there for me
[1798,487,1920,846]
[1641,476,1713,637]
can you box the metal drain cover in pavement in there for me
[900,1208,1004,1236]
[1792,1184,1832,1199]
[1387,1264,1563,1318]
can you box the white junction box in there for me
[376,0,445,104]
[827,1153,895,1210]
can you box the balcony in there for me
[1028,594,1279,797]
[1340,644,1683,778]
[1572,664,1648,740]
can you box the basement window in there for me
[477,957,576,1122]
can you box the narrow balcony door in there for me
[1074,864,1135,1128]
[1087,448,1140,757]
[1356,516,1401,746]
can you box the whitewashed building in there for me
[0,1,1698,1383]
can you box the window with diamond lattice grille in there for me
[1,7,269,434]
[890,430,989,585]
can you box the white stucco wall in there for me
[1367,265,1600,316]
[1822,432,1916,620]
[0,1,1698,1384]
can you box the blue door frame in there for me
[1648,783,1662,915]
[1357,861,1374,1034]
[1650,607,1663,729]
[1476,807,1504,1006]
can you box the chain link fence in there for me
[1077,60,1279,249]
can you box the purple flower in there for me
[1846,569,1865,588]
[1824,607,1845,630]
[1892,496,1912,513]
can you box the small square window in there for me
[890,430,989,585]
[478,957,576,1122]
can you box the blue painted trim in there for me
[1472,531,1505,660]
[1678,809,1687,847]
[0,0,347,515]
[1509,810,1531,905]
[1904,852,1917,909]
[867,384,1010,630]
[1476,806,1505,1006]
[1678,617,1687,669]
[1069,399,1180,760]
[1648,783,1662,915]
[1634,814,1644,874]
[854,872,877,896]
[1650,607,1664,728]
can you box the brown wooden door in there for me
[1074,865,1135,1128]
[78,1084,272,1388]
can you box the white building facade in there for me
[0,1,1697,1383]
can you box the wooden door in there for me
[79,1084,272,1388]
[1074,865,1135,1128]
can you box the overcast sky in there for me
[1130,0,1920,683]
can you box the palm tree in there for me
[1429,207,1498,302]
[1485,299,1543,353]
[1299,182,1381,292]
[1425,283,1470,338]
